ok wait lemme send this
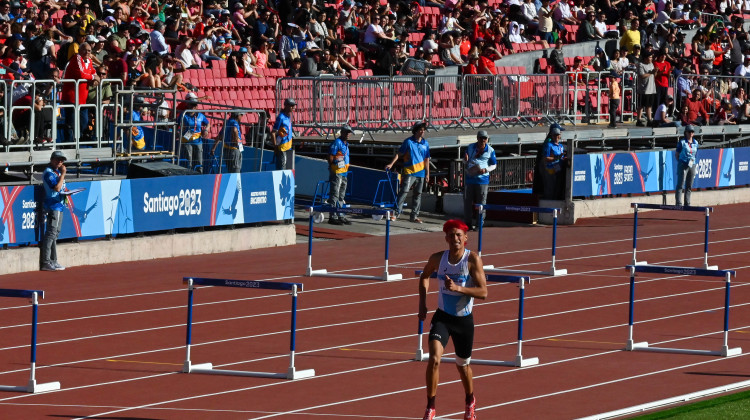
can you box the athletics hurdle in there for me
[631,203,717,270]
[476,204,567,276]
[181,278,315,380]
[414,272,538,367]
[625,265,741,357]
[0,289,60,393]
[305,205,402,281]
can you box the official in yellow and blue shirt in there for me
[326,124,353,225]
[272,98,296,170]
[385,122,430,223]
[464,130,497,230]
[179,94,210,173]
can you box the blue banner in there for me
[736,148,750,185]
[0,171,294,246]
[574,146,750,197]
[0,185,38,245]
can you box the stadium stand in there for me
[1,0,750,175]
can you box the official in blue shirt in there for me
[326,125,353,225]
[542,127,566,199]
[463,131,497,230]
[675,125,699,206]
[179,93,210,173]
[40,151,68,271]
[211,112,245,173]
[385,122,431,223]
[272,98,296,170]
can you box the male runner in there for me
[418,219,488,420]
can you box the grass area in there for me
[633,388,750,419]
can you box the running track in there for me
[1,204,750,420]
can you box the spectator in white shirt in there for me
[553,0,579,25]
[594,12,608,38]
[364,15,388,45]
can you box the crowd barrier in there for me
[631,203,718,270]
[181,277,315,380]
[0,289,60,393]
[274,73,637,135]
[414,272,538,367]
[625,264,741,357]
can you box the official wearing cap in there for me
[675,125,698,206]
[327,125,354,225]
[179,93,210,173]
[385,122,430,223]
[463,130,497,230]
[272,98,296,170]
[40,151,68,271]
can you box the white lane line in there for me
[1,225,746,312]
[1,249,747,355]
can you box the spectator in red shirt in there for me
[653,50,672,109]
[685,88,709,126]
[61,42,99,143]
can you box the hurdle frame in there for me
[414,272,539,367]
[625,265,741,357]
[305,205,402,281]
[631,203,717,270]
[181,277,315,380]
[0,289,61,393]
[476,204,567,276]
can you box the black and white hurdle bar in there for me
[414,272,538,367]
[631,203,718,270]
[305,205,402,281]
[476,204,567,276]
[182,278,315,380]
[0,289,60,393]
[625,265,741,357]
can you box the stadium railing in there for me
[273,72,638,135]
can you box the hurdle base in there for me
[484,265,567,277]
[626,342,742,357]
[630,260,649,266]
[415,349,428,362]
[435,356,538,368]
[287,367,316,380]
[0,380,60,393]
[307,268,403,282]
[185,362,315,380]
[625,340,649,351]
[705,265,719,270]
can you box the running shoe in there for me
[464,395,477,420]
[422,407,436,420]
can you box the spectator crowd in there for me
[1,0,750,148]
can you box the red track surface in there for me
[1,204,749,420]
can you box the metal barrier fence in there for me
[451,155,537,191]
[275,73,637,133]
[176,105,269,174]
[565,70,636,124]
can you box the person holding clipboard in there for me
[40,151,69,271]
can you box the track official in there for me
[675,125,698,206]
[464,130,497,230]
[40,151,68,271]
[272,98,296,170]
[385,122,430,224]
[327,125,353,225]
[418,219,487,420]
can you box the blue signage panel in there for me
[736,147,750,186]
[1,171,296,246]
[0,185,38,245]
[573,146,750,197]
